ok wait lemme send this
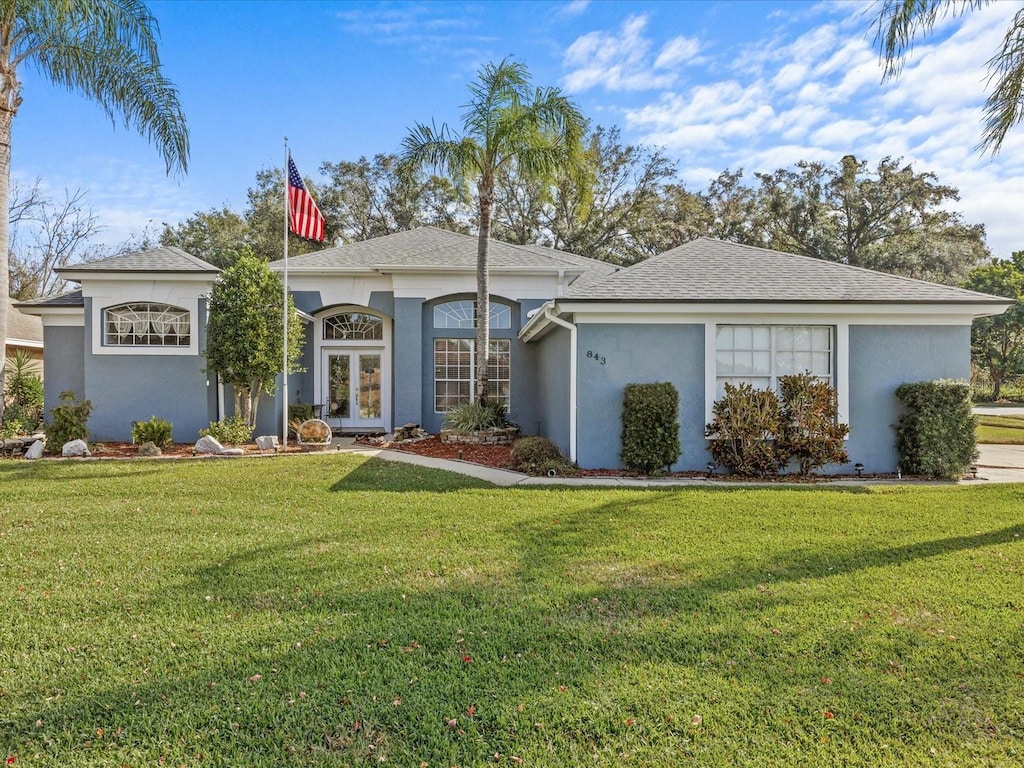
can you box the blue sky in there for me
[11,0,1024,259]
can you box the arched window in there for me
[103,303,190,346]
[323,312,384,340]
[433,300,511,329]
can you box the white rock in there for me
[220,447,245,456]
[256,435,279,450]
[62,439,90,457]
[25,440,45,459]
[194,435,225,454]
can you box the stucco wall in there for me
[532,325,571,455]
[41,325,85,415]
[575,323,706,470]
[848,324,971,473]
[82,297,214,442]
[394,297,425,427]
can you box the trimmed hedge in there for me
[620,382,681,474]
[895,380,977,480]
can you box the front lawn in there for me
[977,413,1024,444]
[1,456,1021,766]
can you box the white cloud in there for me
[560,0,591,17]
[562,14,701,93]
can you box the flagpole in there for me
[282,137,290,451]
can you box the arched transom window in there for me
[324,312,384,341]
[433,300,511,330]
[104,303,190,346]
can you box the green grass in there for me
[977,414,1024,444]
[1,455,1022,766]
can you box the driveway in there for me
[973,406,1024,480]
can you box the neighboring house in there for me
[4,297,44,372]
[17,229,1010,473]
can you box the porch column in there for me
[393,297,424,427]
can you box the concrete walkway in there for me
[338,439,1024,488]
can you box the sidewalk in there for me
[339,439,1024,488]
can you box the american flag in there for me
[287,155,325,242]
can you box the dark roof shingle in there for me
[57,246,219,274]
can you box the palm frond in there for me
[874,0,983,79]
[979,7,1024,154]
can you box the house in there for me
[4,296,44,371]
[17,228,1010,473]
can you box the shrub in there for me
[705,382,785,477]
[0,418,25,439]
[46,390,92,451]
[199,416,253,446]
[536,457,580,477]
[3,349,43,431]
[443,401,509,433]
[510,436,563,473]
[620,382,681,475]
[131,416,174,447]
[895,380,977,480]
[777,373,849,475]
[288,403,314,423]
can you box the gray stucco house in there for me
[18,228,1009,473]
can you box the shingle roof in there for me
[5,298,44,343]
[278,226,618,277]
[14,289,84,309]
[565,237,1009,305]
[56,246,219,274]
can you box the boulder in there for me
[256,435,279,451]
[137,441,162,457]
[61,439,91,457]
[194,435,225,455]
[25,440,45,460]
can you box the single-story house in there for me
[17,227,1010,473]
[4,296,44,372]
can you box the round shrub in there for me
[510,436,563,472]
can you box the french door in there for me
[323,349,384,430]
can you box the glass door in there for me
[325,350,384,430]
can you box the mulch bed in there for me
[362,435,517,470]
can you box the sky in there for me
[11,0,1024,260]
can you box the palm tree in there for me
[875,0,1024,155]
[0,0,188,413]
[401,59,585,406]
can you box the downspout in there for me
[543,306,577,463]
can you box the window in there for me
[716,325,832,396]
[324,312,383,340]
[433,300,511,330]
[104,303,190,347]
[434,338,510,412]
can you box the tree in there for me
[752,155,988,284]
[160,207,250,269]
[244,166,323,261]
[402,59,586,405]
[9,183,104,298]
[963,252,1024,401]
[204,252,303,427]
[0,0,188,417]
[874,0,1024,154]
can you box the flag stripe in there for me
[287,155,325,242]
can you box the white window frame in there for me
[433,300,512,330]
[433,338,511,413]
[715,324,833,395]
[705,321,849,427]
[102,302,191,348]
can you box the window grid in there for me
[104,303,190,347]
[433,300,511,330]
[434,338,511,412]
[323,312,383,340]
[716,325,832,397]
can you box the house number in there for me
[586,350,606,365]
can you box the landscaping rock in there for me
[62,439,91,457]
[25,440,44,460]
[194,435,225,454]
[137,441,162,457]
[256,435,279,451]
[220,447,245,456]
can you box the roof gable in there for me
[565,237,1008,305]
[5,298,44,343]
[57,246,220,275]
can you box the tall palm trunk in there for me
[476,173,493,406]
[0,65,19,418]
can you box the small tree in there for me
[963,253,1024,401]
[205,252,303,427]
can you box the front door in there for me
[324,349,384,430]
